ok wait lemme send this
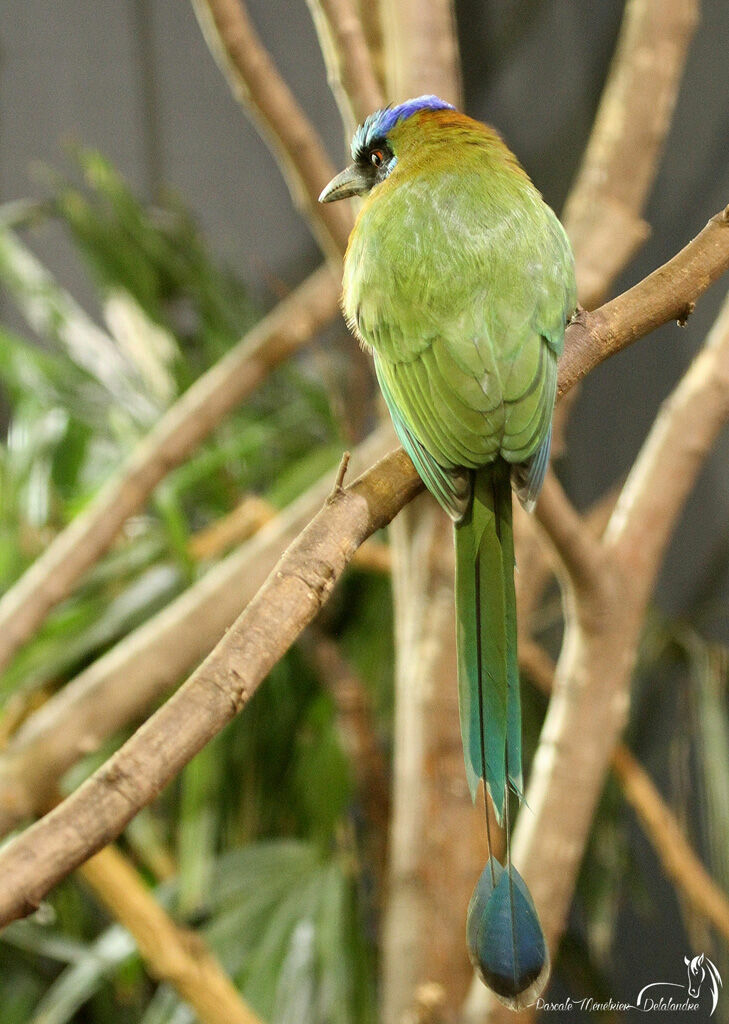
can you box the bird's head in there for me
[318,95,456,203]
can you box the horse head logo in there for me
[637,953,722,1015]
[685,954,722,1013]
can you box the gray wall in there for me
[3,1,729,1013]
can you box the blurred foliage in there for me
[0,153,382,1023]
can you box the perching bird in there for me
[320,95,576,1008]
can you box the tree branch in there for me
[0,427,394,837]
[305,0,385,130]
[562,0,700,309]
[607,288,729,604]
[558,205,729,398]
[0,266,340,678]
[191,0,353,259]
[376,11,469,1022]
[80,844,262,1024]
[611,745,729,944]
[0,208,725,932]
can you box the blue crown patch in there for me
[352,95,456,158]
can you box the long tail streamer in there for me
[456,462,549,1008]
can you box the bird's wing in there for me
[374,353,470,520]
[375,324,558,477]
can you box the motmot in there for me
[320,95,576,1008]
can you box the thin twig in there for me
[612,745,729,944]
[0,202,727,929]
[0,266,340,678]
[330,450,352,498]
[80,845,262,1024]
[306,0,385,130]
[191,0,353,259]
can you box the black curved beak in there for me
[318,164,370,203]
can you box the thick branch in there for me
[80,845,261,1024]
[0,267,340,678]
[0,207,728,928]
[377,13,467,1021]
[562,0,699,308]
[558,205,729,398]
[606,288,729,604]
[191,0,352,259]
[0,428,394,836]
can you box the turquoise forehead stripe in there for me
[351,95,455,157]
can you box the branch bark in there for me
[0,266,340,679]
[520,645,729,947]
[0,427,394,836]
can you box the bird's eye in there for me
[370,149,384,168]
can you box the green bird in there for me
[320,95,576,1008]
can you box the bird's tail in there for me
[455,461,549,1008]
